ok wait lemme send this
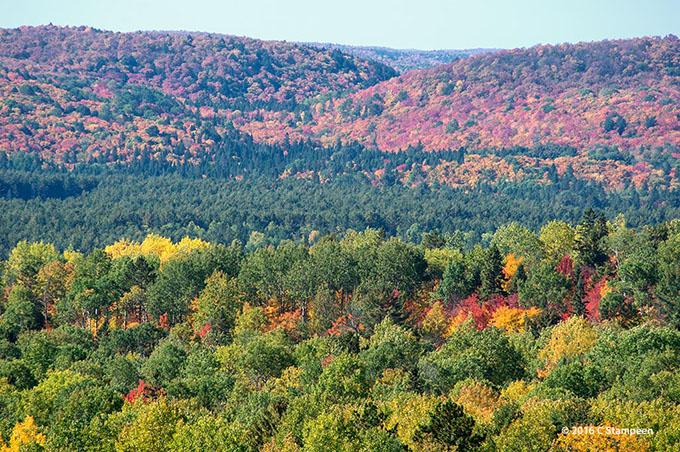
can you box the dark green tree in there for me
[479,245,503,298]
[69,249,118,330]
[414,400,483,451]
[655,233,680,327]
[574,208,609,268]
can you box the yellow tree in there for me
[0,416,46,452]
[538,316,598,373]
[174,236,210,257]
[138,234,175,261]
[501,253,523,292]
[422,301,451,346]
[106,234,210,264]
[490,305,540,333]
[105,238,141,260]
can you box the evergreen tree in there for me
[574,208,609,268]
[479,245,503,298]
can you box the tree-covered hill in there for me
[244,36,680,154]
[0,28,678,191]
[0,25,396,109]
[0,25,396,165]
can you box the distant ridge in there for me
[244,35,680,155]
[304,42,500,72]
[0,26,678,191]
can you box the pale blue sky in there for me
[2,0,678,50]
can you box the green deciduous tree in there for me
[539,220,576,263]
[491,223,542,264]
[192,271,243,344]
[360,318,421,380]
[148,244,242,324]
[420,322,525,392]
[518,261,571,323]
[0,285,42,341]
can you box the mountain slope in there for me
[0,25,396,108]
[0,25,396,164]
[0,27,679,191]
[241,36,680,153]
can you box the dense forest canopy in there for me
[0,151,678,257]
[1,213,680,450]
[0,27,678,192]
[1,24,680,451]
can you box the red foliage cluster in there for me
[196,321,211,339]
[124,379,158,404]
[584,277,607,322]
[268,308,303,341]
[158,312,170,331]
[557,255,573,276]
[453,293,520,330]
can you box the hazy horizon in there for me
[2,0,678,51]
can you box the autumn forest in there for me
[0,24,680,452]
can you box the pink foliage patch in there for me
[584,278,607,322]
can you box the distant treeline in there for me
[0,167,677,257]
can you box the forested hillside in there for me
[1,213,680,450]
[0,25,395,165]
[243,36,680,190]
[2,140,680,256]
[246,35,680,152]
[1,28,679,191]
[0,25,396,108]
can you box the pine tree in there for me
[574,208,609,268]
[479,245,503,299]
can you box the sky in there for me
[2,0,679,50]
